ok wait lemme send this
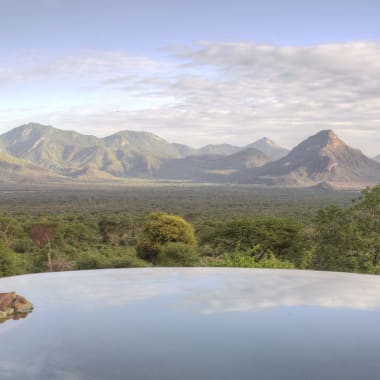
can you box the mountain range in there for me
[0,123,379,189]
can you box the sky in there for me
[1,0,379,155]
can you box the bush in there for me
[0,241,17,277]
[137,212,196,262]
[111,256,149,268]
[157,242,199,267]
[223,247,295,269]
[11,239,31,254]
[51,257,76,272]
[76,252,112,270]
[312,186,380,273]
[212,216,311,268]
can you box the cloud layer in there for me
[0,41,379,154]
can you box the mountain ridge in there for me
[232,130,380,187]
[0,124,379,189]
[0,123,288,179]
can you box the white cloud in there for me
[0,42,380,154]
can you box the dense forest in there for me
[0,184,379,277]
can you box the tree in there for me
[28,225,55,271]
[312,205,364,272]
[137,212,196,262]
[223,246,295,269]
[98,216,132,246]
[0,217,17,246]
[352,186,380,268]
[157,242,199,267]
[212,216,311,267]
[312,186,380,273]
[0,241,16,277]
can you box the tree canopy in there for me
[137,212,196,262]
[313,185,380,273]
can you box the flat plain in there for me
[0,183,358,222]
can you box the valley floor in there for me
[1,183,377,277]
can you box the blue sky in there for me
[1,0,379,154]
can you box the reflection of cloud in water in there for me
[1,268,380,314]
[184,270,380,313]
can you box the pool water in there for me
[1,268,380,380]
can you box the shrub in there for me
[223,247,295,269]
[0,241,17,277]
[76,252,112,270]
[212,217,311,268]
[137,212,196,262]
[157,242,199,267]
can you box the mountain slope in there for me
[0,149,63,183]
[102,131,196,176]
[374,155,380,162]
[233,130,380,187]
[0,123,118,177]
[155,147,270,181]
[0,124,195,178]
[247,137,289,160]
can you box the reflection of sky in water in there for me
[1,268,380,379]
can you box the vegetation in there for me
[157,242,199,267]
[0,184,379,277]
[137,213,196,262]
[312,186,380,274]
[209,216,311,268]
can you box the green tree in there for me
[312,205,364,272]
[137,212,196,262]
[0,241,17,277]
[352,186,380,268]
[223,246,295,269]
[212,216,311,268]
[98,216,132,246]
[28,224,55,271]
[157,242,199,267]
[312,186,380,273]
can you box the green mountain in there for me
[1,124,377,188]
[0,123,116,177]
[0,149,62,183]
[103,131,196,176]
[0,123,284,180]
[0,124,192,178]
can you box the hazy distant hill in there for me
[195,144,242,156]
[247,137,289,160]
[374,155,380,162]
[155,147,270,181]
[192,139,289,159]
[233,130,380,188]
